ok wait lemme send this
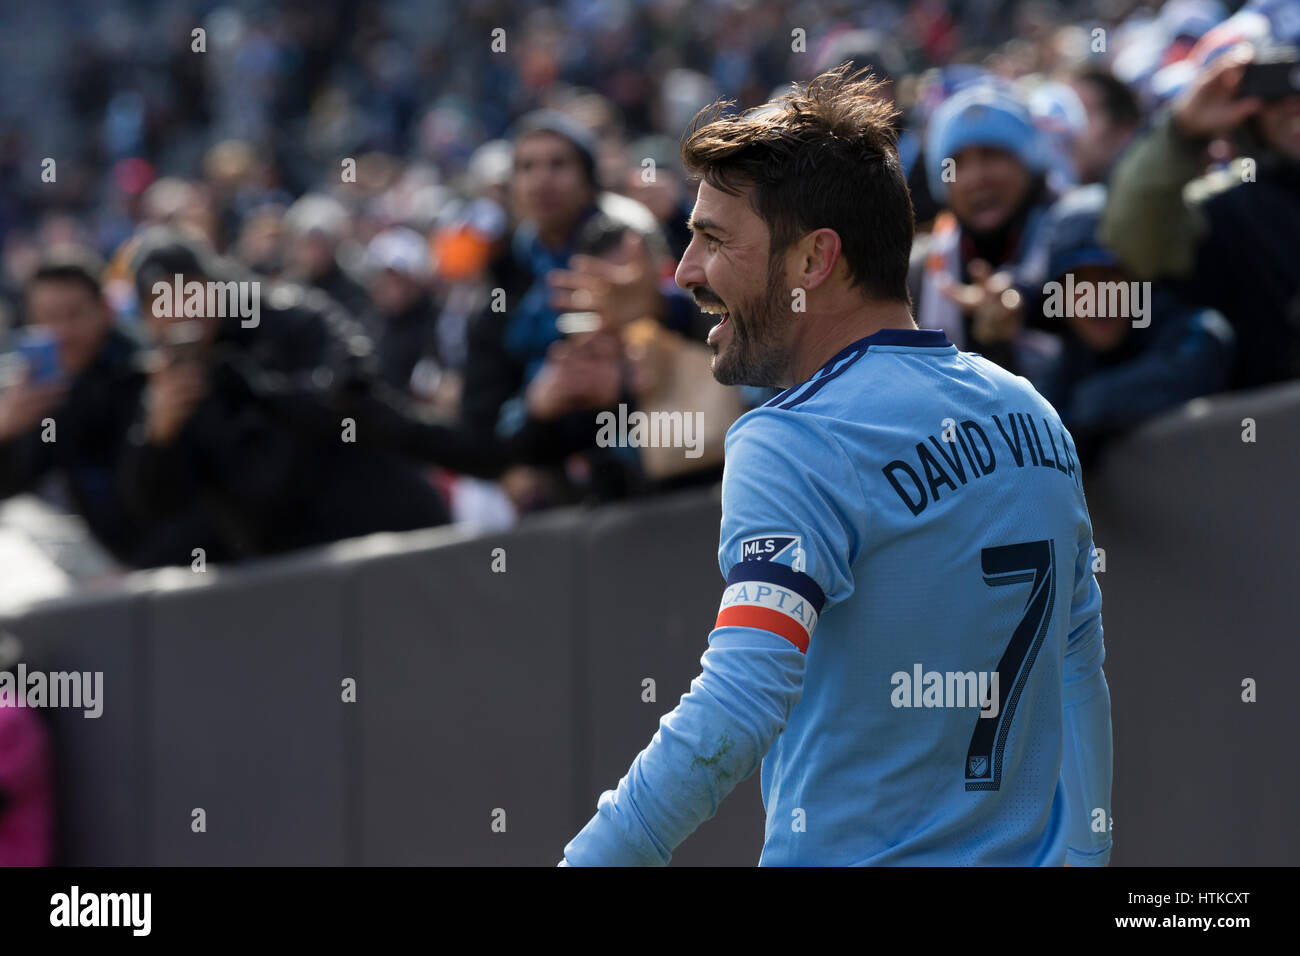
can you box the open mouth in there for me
[698,301,730,341]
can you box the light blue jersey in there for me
[562,327,1112,867]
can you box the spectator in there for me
[119,230,451,559]
[1070,69,1142,184]
[0,250,220,567]
[283,194,371,320]
[1034,185,1235,465]
[360,227,442,395]
[523,213,747,500]
[461,111,693,509]
[462,110,686,441]
[1100,33,1300,388]
[233,203,288,278]
[911,83,1060,379]
[137,177,221,249]
[428,196,510,380]
[1028,80,1089,192]
[514,215,660,505]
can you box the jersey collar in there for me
[762,328,955,410]
[816,327,952,373]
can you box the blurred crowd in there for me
[1,0,1298,580]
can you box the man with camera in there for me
[120,229,451,560]
[1101,24,1300,388]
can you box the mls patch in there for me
[739,534,800,564]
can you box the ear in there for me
[790,228,842,292]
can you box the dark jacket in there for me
[363,292,442,393]
[1035,290,1235,465]
[312,262,371,322]
[458,208,627,487]
[0,328,223,567]
[461,224,558,440]
[118,284,451,559]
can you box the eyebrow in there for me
[686,215,727,237]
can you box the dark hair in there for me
[1075,69,1140,130]
[129,227,219,302]
[25,247,105,302]
[513,111,600,189]
[680,63,914,303]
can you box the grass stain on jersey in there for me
[690,732,735,785]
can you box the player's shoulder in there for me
[723,401,843,467]
[721,403,868,530]
[717,406,860,605]
[960,348,1062,419]
[956,346,1026,387]
[726,401,806,440]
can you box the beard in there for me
[709,253,792,388]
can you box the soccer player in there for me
[560,66,1113,866]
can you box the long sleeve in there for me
[461,304,523,438]
[562,627,805,866]
[1059,528,1113,866]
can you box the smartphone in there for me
[15,328,62,385]
[1240,47,1300,100]
[163,320,206,364]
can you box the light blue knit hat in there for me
[925,84,1048,201]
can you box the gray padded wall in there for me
[351,515,580,865]
[1087,384,1300,866]
[1,591,147,865]
[578,486,765,866]
[144,554,352,865]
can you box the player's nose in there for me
[675,242,704,292]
